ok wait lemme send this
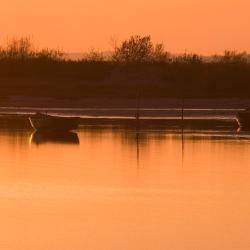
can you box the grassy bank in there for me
[1,60,250,99]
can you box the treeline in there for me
[0,36,250,99]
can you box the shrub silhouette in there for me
[83,49,105,62]
[0,37,64,61]
[112,35,169,63]
[221,50,248,64]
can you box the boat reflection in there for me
[30,131,80,145]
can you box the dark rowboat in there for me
[29,112,80,132]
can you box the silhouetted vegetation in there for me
[0,36,250,99]
[0,37,63,61]
[112,35,169,63]
[83,49,106,62]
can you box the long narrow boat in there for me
[29,112,80,132]
[236,109,250,129]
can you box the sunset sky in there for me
[1,0,249,54]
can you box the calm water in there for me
[1,127,250,250]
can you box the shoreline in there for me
[0,97,245,130]
[0,114,239,131]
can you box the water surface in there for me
[0,127,250,250]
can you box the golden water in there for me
[0,128,250,250]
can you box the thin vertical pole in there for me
[136,92,140,119]
[136,91,140,168]
[181,98,184,131]
[181,98,184,168]
[136,91,140,128]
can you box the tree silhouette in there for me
[113,35,153,63]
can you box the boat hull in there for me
[29,115,79,132]
[236,112,250,129]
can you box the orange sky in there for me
[1,0,249,54]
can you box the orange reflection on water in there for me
[0,128,250,250]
